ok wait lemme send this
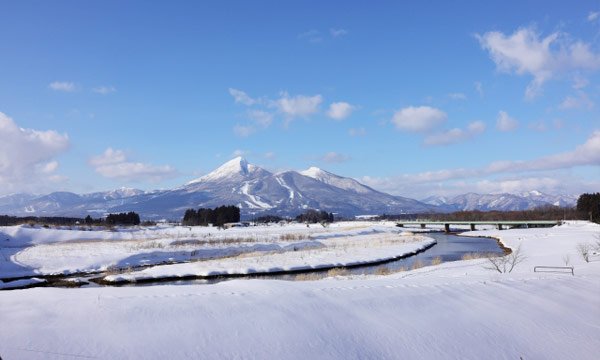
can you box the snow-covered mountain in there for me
[1,157,433,219]
[421,191,578,212]
[1,158,579,220]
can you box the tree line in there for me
[577,192,600,222]
[295,209,334,223]
[104,212,140,225]
[0,212,142,226]
[182,206,240,226]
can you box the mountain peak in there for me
[187,157,258,184]
[301,166,328,179]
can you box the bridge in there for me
[396,220,561,233]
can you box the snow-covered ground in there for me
[0,221,598,359]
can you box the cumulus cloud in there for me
[276,92,323,118]
[477,26,600,99]
[0,112,69,193]
[391,106,447,132]
[320,152,350,163]
[424,121,485,146]
[327,102,355,120]
[588,11,599,22]
[247,109,273,127]
[89,148,177,182]
[496,111,518,132]
[92,86,116,94]
[559,91,594,110]
[228,88,257,106]
[49,81,76,92]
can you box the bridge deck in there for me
[396,220,560,232]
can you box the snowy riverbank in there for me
[0,221,598,359]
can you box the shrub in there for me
[577,243,592,262]
[485,245,526,273]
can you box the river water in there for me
[136,231,505,286]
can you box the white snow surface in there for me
[1,221,420,278]
[301,166,371,193]
[103,232,434,282]
[0,221,598,359]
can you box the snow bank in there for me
[1,222,418,278]
[102,233,435,282]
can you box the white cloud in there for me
[276,92,322,118]
[496,111,518,132]
[49,81,76,92]
[588,11,599,22]
[391,106,447,132]
[327,102,355,120]
[424,121,485,146]
[320,152,350,164]
[228,88,256,106]
[233,124,255,137]
[572,75,589,89]
[559,91,594,110]
[89,148,177,182]
[330,28,348,38]
[92,86,116,94]
[247,109,273,127]
[0,112,69,193]
[360,131,600,197]
[348,127,366,137]
[477,26,600,99]
[447,93,467,100]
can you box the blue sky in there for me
[0,1,598,198]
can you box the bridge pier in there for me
[444,223,450,233]
[497,224,503,230]
[420,224,426,229]
[397,224,404,228]
[470,223,476,231]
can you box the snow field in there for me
[0,221,598,359]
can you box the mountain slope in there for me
[421,191,578,212]
[1,158,434,219]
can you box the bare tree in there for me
[485,245,526,273]
[577,243,592,263]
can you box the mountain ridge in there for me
[0,157,579,219]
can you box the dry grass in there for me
[461,252,488,260]
[279,233,309,241]
[295,273,321,281]
[431,256,442,266]
[375,266,392,275]
[327,267,349,277]
[411,259,424,270]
